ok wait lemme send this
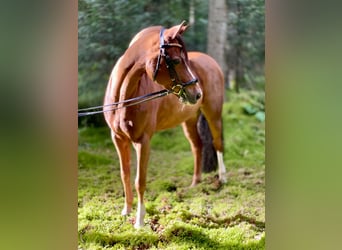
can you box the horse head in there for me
[144,21,202,105]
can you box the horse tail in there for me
[197,113,218,173]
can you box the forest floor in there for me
[78,90,265,249]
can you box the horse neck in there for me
[107,52,148,105]
[105,30,159,105]
[119,60,146,102]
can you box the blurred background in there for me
[78,0,265,126]
[2,0,342,249]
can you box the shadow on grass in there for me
[79,230,159,249]
[79,222,265,249]
[163,224,264,249]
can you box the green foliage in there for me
[227,0,265,88]
[78,90,265,249]
[221,90,265,169]
[150,127,189,153]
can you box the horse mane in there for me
[128,26,161,47]
[129,25,189,61]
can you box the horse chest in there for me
[156,103,200,130]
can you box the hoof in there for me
[134,203,146,229]
[190,179,201,187]
[121,205,132,216]
[134,220,144,229]
[219,175,227,184]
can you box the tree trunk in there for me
[189,0,195,27]
[207,0,228,86]
[226,0,241,93]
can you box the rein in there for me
[78,89,171,117]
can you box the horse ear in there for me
[165,20,188,40]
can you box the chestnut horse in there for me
[103,22,226,228]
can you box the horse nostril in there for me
[196,92,202,100]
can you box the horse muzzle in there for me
[172,78,202,104]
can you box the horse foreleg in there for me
[112,131,133,215]
[182,117,203,186]
[133,134,150,228]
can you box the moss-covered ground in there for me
[78,90,265,249]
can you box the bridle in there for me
[152,27,198,97]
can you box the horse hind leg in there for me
[197,114,217,173]
[182,116,203,186]
[198,113,227,183]
[210,121,227,183]
[216,151,227,183]
[112,131,133,216]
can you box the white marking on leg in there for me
[134,202,146,229]
[217,151,227,183]
[121,204,131,216]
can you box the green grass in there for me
[78,90,265,249]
